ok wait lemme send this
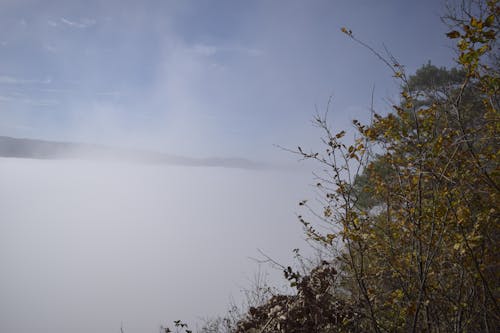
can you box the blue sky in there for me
[0,0,455,161]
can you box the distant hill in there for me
[0,136,263,169]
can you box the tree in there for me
[294,1,499,331]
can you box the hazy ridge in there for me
[0,136,262,169]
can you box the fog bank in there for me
[0,157,311,333]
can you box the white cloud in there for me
[0,93,59,106]
[191,44,217,56]
[96,91,122,97]
[25,98,59,107]
[232,45,264,56]
[44,44,57,53]
[188,43,263,57]
[60,17,96,29]
[0,76,51,85]
[39,88,74,93]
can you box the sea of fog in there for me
[0,157,313,333]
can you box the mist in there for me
[0,1,455,332]
[0,157,313,332]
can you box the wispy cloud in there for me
[188,43,263,57]
[26,98,59,107]
[59,17,96,29]
[0,93,59,106]
[0,76,51,85]
[96,91,122,97]
[191,44,217,56]
[234,46,264,56]
[44,44,57,53]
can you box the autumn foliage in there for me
[293,1,500,331]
